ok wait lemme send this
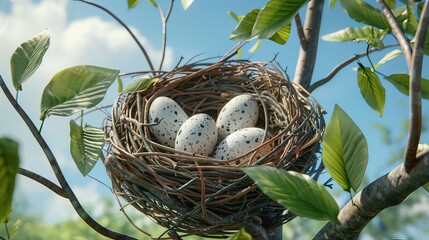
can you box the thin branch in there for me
[18,167,67,198]
[294,14,307,48]
[293,0,325,89]
[75,0,155,72]
[404,1,429,172]
[315,150,429,239]
[309,44,398,92]
[377,0,413,68]
[0,75,136,240]
[157,0,175,71]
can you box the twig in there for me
[315,150,429,239]
[404,0,429,172]
[293,0,325,89]
[74,0,155,72]
[377,0,413,68]
[156,0,175,71]
[294,14,307,48]
[309,44,398,92]
[18,167,67,198]
[0,75,136,240]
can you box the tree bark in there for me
[314,150,429,239]
[293,0,325,89]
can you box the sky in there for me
[0,0,428,237]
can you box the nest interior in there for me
[104,60,325,238]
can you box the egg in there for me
[148,96,189,148]
[212,127,272,163]
[216,94,259,139]
[175,113,218,156]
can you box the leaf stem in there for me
[0,74,136,240]
[403,0,429,172]
[74,0,155,72]
[156,0,175,71]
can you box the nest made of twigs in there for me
[103,60,325,238]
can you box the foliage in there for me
[0,138,20,223]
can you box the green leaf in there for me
[181,0,195,10]
[10,30,50,91]
[11,219,21,236]
[322,105,368,192]
[357,65,386,116]
[227,11,243,23]
[147,0,157,7]
[373,49,403,69]
[269,23,291,45]
[423,182,429,194]
[251,0,308,39]
[228,228,252,240]
[418,143,429,154]
[249,40,262,53]
[0,137,20,223]
[122,77,158,93]
[330,0,338,9]
[40,65,119,120]
[340,0,390,30]
[243,166,339,222]
[385,74,429,99]
[117,75,124,93]
[402,5,418,35]
[322,26,387,48]
[127,0,141,9]
[70,120,104,176]
[230,9,260,41]
[385,0,396,9]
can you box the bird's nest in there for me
[103,60,325,238]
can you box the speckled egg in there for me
[216,94,259,139]
[148,96,189,148]
[212,127,272,162]
[175,113,218,156]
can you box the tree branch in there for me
[403,0,429,172]
[156,0,174,71]
[75,0,155,72]
[377,0,413,68]
[18,167,67,198]
[309,44,398,92]
[294,14,307,48]
[314,150,429,239]
[0,75,136,240]
[293,0,325,89]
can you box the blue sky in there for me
[0,0,428,235]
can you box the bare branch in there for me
[377,0,413,68]
[404,1,429,172]
[293,0,325,89]
[75,0,155,72]
[0,75,137,240]
[315,150,429,239]
[309,44,398,92]
[157,0,175,71]
[18,167,67,198]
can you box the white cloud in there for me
[0,0,173,223]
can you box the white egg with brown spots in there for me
[148,96,189,148]
[216,94,259,139]
[175,113,218,156]
[212,127,272,162]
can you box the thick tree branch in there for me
[0,75,136,240]
[309,44,398,92]
[293,0,325,89]
[404,1,429,172]
[377,0,413,68]
[314,150,429,239]
[18,167,67,198]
